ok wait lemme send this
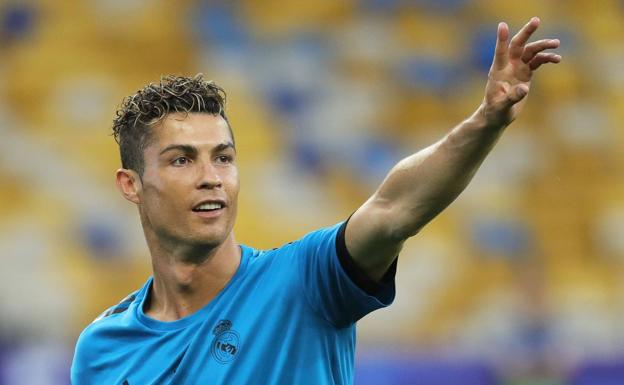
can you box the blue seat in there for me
[569,360,624,385]
[355,355,498,385]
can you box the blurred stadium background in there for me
[1,0,623,384]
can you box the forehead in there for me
[151,113,232,148]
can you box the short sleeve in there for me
[295,221,396,328]
[71,328,94,385]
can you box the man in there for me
[71,18,560,384]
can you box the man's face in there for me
[136,112,239,248]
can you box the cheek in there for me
[142,180,182,214]
[224,169,240,196]
[227,178,240,200]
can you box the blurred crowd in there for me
[1,1,623,384]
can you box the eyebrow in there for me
[159,142,235,156]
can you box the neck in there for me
[143,231,241,322]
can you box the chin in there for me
[188,231,229,248]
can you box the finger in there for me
[528,52,562,70]
[521,39,560,63]
[509,17,540,59]
[492,22,510,70]
[502,84,529,108]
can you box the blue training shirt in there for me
[71,222,396,385]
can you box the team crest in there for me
[211,319,240,364]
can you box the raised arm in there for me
[346,17,561,281]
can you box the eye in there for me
[216,155,233,164]
[172,156,190,166]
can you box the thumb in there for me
[503,84,529,108]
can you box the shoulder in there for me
[245,222,343,265]
[75,289,142,351]
[242,222,344,257]
[276,222,344,258]
[242,239,296,265]
[239,223,343,279]
[71,288,143,379]
[298,222,344,245]
[92,292,139,323]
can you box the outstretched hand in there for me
[481,17,561,127]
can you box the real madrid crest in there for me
[211,319,240,364]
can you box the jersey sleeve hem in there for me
[335,220,398,297]
[296,221,397,329]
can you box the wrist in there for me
[474,102,510,132]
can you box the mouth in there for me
[193,202,224,211]
[192,200,226,216]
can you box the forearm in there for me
[346,18,559,281]
[374,104,507,240]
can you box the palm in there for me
[483,18,561,126]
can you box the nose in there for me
[196,160,222,189]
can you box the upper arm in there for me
[71,328,94,385]
[345,195,408,282]
[294,223,395,327]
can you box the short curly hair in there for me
[112,74,232,176]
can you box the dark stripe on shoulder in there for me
[93,294,137,322]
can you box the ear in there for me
[115,168,142,204]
